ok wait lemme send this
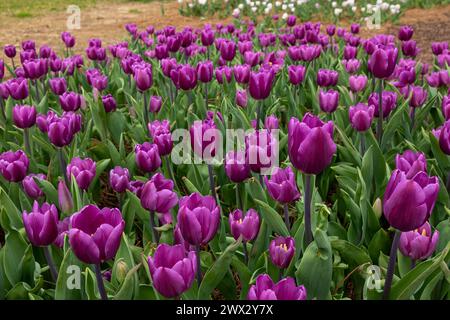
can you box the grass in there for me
[0,0,160,18]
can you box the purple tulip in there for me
[264,167,301,204]
[201,29,215,46]
[4,45,16,58]
[349,103,375,132]
[178,65,197,90]
[229,209,260,241]
[190,118,218,159]
[58,179,73,213]
[67,157,96,190]
[288,113,336,175]
[408,86,428,108]
[23,59,47,80]
[49,78,67,96]
[269,236,295,269]
[6,77,29,100]
[245,129,277,174]
[350,23,360,34]
[12,104,36,129]
[368,47,398,79]
[0,83,9,100]
[0,150,29,182]
[69,204,125,264]
[45,112,81,147]
[225,150,251,183]
[326,25,336,36]
[288,65,306,85]
[177,193,220,246]
[342,59,361,74]
[133,63,153,91]
[22,173,46,199]
[384,170,439,232]
[236,89,248,108]
[233,64,251,84]
[149,96,162,113]
[149,120,173,156]
[59,91,83,112]
[244,51,261,67]
[249,69,275,100]
[349,75,368,92]
[398,26,414,41]
[431,42,448,56]
[402,40,419,57]
[399,222,439,261]
[23,201,59,246]
[395,151,427,179]
[319,89,339,113]
[343,45,357,60]
[248,274,307,300]
[215,66,233,84]
[135,142,162,173]
[368,91,398,118]
[286,15,296,27]
[442,95,450,120]
[219,39,236,61]
[197,61,214,83]
[316,69,339,87]
[109,166,130,193]
[54,216,70,248]
[148,244,197,298]
[427,71,450,88]
[140,173,178,213]
[101,94,117,113]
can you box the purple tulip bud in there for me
[58,179,73,213]
[269,236,295,269]
[140,173,178,213]
[49,57,62,73]
[349,75,367,92]
[6,77,29,100]
[286,15,296,27]
[177,193,220,246]
[109,166,130,193]
[248,274,307,300]
[265,166,300,203]
[167,34,181,53]
[67,157,96,190]
[288,65,306,85]
[133,63,153,91]
[408,85,428,108]
[219,39,236,62]
[12,104,36,128]
[49,77,67,96]
[0,83,10,100]
[384,170,439,232]
[146,96,162,114]
[350,23,360,34]
[316,69,339,87]
[368,47,398,79]
[395,150,427,179]
[349,103,375,132]
[148,244,197,298]
[59,91,83,112]
[225,151,250,183]
[23,201,59,246]
[319,89,339,113]
[431,42,448,56]
[402,40,419,57]
[399,222,439,261]
[249,69,275,100]
[54,216,70,248]
[178,64,197,90]
[398,26,414,41]
[236,89,248,108]
[264,115,279,131]
[128,180,145,198]
[229,209,260,241]
[22,173,46,199]
[197,60,214,83]
[343,45,357,60]
[4,45,16,58]
[368,90,398,118]
[61,32,76,48]
[135,142,162,173]
[288,113,336,175]
[69,204,125,264]
[0,150,29,182]
[201,29,215,46]
[245,129,278,173]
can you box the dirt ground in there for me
[0,1,449,63]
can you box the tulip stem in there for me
[445,172,450,193]
[195,245,202,286]
[58,147,69,186]
[383,230,401,300]
[149,211,160,244]
[165,156,179,192]
[94,264,108,300]
[376,79,384,144]
[256,100,263,130]
[23,128,32,158]
[208,164,217,202]
[283,203,290,232]
[43,246,58,282]
[204,83,208,110]
[235,183,241,209]
[279,268,284,282]
[34,80,40,103]
[410,259,416,270]
[409,107,416,131]
[360,133,366,155]
[242,240,249,265]
[143,92,149,133]
[0,98,6,123]
[304,174,313,247]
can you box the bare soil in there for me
[0,1,449,63]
